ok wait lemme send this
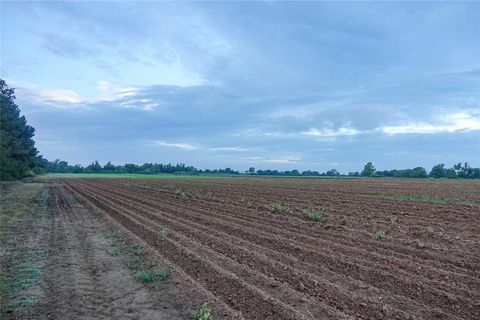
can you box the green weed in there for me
[135,267,170,283]
[426,226,435,234]
[130,246,146,256]
[373,230,385,240]
[107,249,122,257]
[193,302,213,320]
[268,202,284,213]
[303,209,324,221]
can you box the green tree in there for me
[326,169,340,176]
[0,79,39,180]
[430,164,446,178]
[361,162,376,177]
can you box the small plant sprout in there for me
[426,226,435,234]
[193,302,213,320]
[268,202,284,213]
[373,230,385,240]
[303,209,324,221]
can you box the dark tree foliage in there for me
[453,162,480,179]
[430,164,446,178]
[361,162,376,177]
[0,79,39,180]
[42,159,480,179]
[378,167,428,178]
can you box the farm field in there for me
[58,176,480,319]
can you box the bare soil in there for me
[0,180,186,319]
[60,177,480,320]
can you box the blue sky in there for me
[1,1,479,172]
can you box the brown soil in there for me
[0,181,186,319]
[60,177,480,320]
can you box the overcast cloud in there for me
[1,1,479,172]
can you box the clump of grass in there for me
[373,230,385,240]
[426,226,435,234]
[107,249,122,257]
[109,229,124,241]
[126,257,144,270]
[175,189,187,198]
[135,267,171,283]
[268,202,284,213]
[303,209,324,221]
[130,246,145,256]
[193,302,213,320]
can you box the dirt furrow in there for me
[64,180,308,320]
[65,179,479,319]
[74,179,480,296]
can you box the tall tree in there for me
[361,162,376,177]
[430,164,446,178]
[0,79,39,180]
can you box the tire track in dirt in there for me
[40,182,185,320]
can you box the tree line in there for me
[1,78,479,180]
[0,79,43,180]
[41,159,480,179]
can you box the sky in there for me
[1,1,479,172]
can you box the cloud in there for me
[380,111,480,135]
[209,147,249,152]
[302,126,361,137]
[3,2,480,170]
[247,156,302,164]
[40,89,82,104]
[152,141,200,150]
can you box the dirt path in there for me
[1,181,186,319]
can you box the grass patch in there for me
[303,209,324,221]
[107,249,122,257]
[130,246,146,256]
[134,267,171,284]
[175,189,187,198]
[108,229,125,241]
[192,302,213,320]
[377,194,476,206]
[0,182,46,318]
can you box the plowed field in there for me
[60,177,480,319]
